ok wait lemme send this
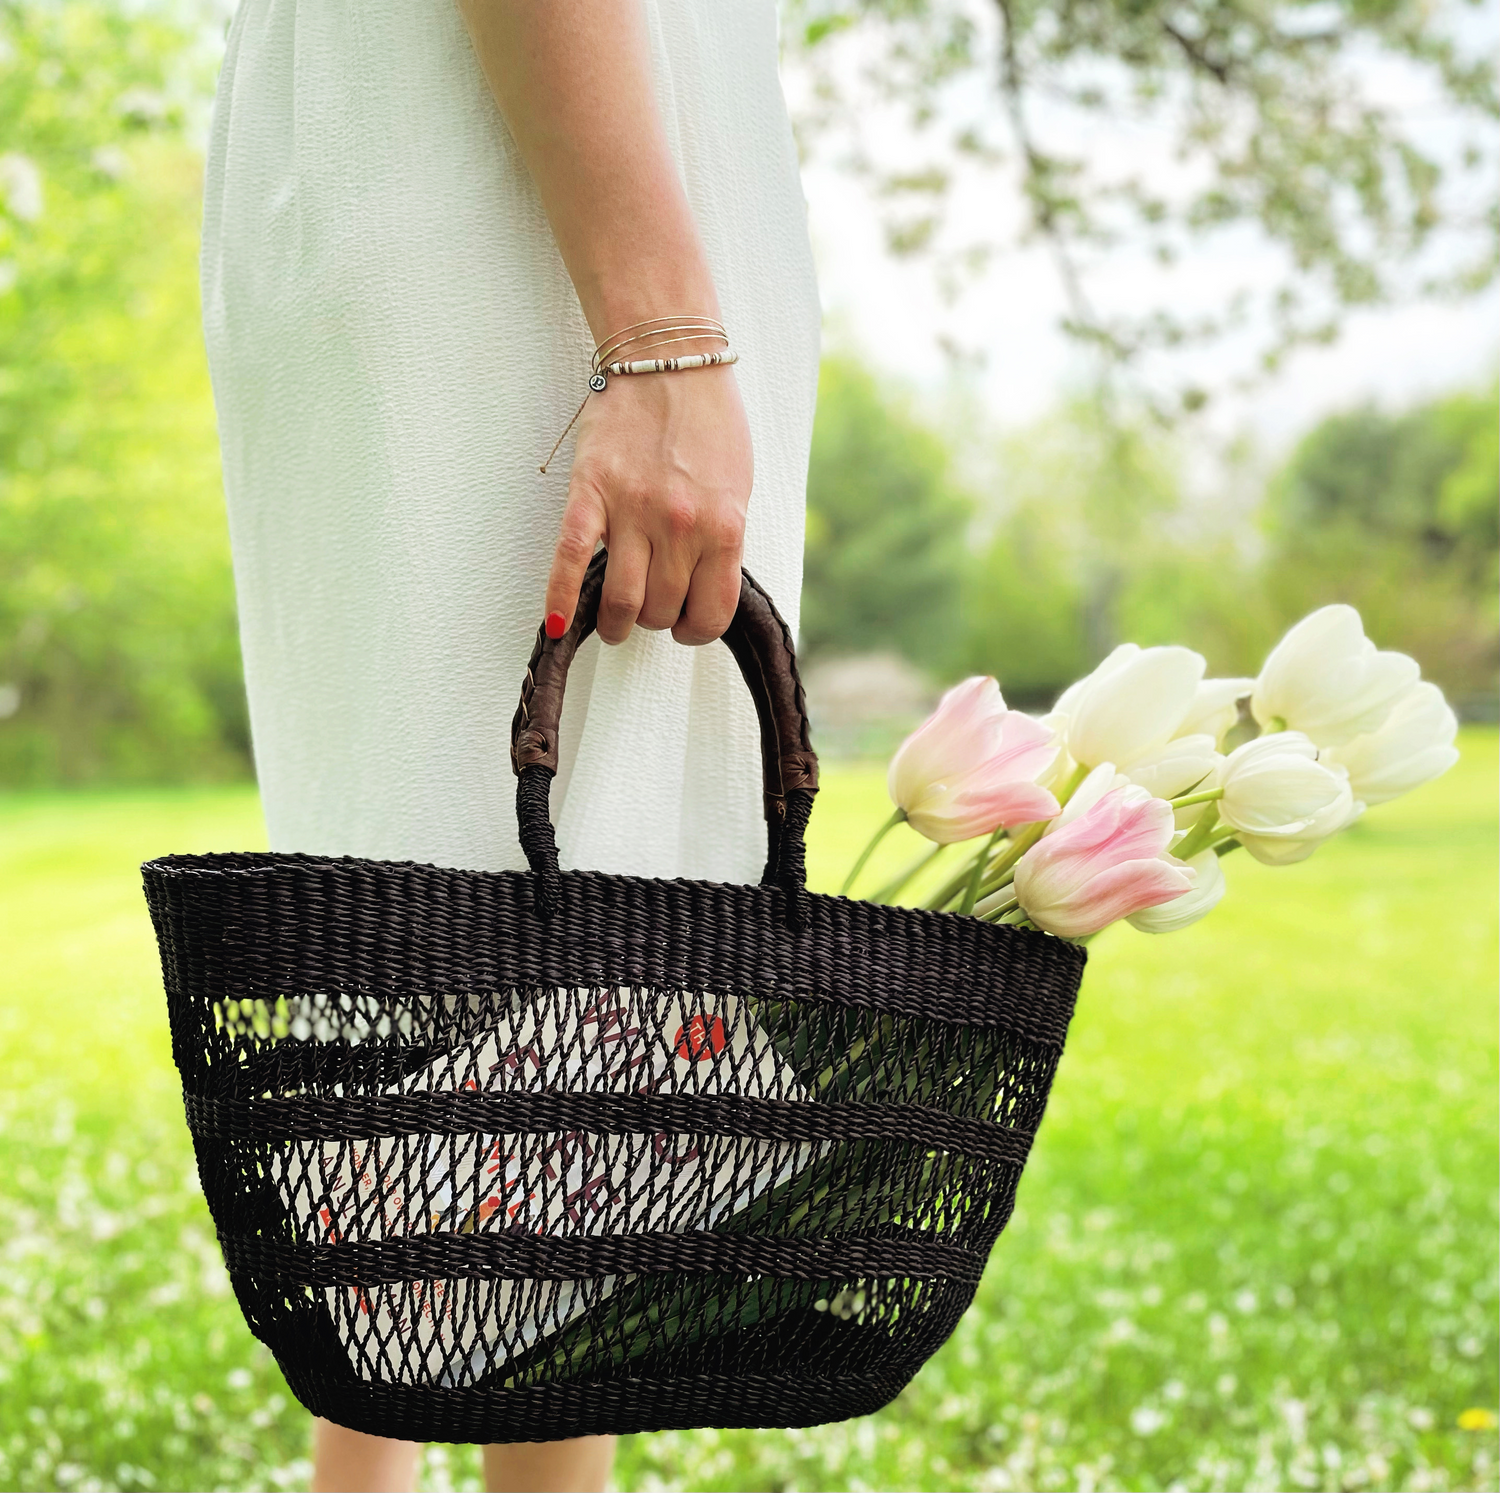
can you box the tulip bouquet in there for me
[485,607,1459,1389]
[843,605,1460,938]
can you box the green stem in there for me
[926,763,1090,912]
[870,843,947,904]
[1213,835,1243,858]
[979,895,1020,922]
[1170,787,1225,809]
[986,817,1049,881]
[958,825,1006,916]
[923,841,1000,912]
[840,807,906,897]
[973,864,1018,902]
[1174,803,1221,862]
[1054,760,1091,808]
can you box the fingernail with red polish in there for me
[545,611,567,639]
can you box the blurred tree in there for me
[954,396,1190,703]
[1263,387,1499,707]
[801,355,973,664]
[786,0,1498,407]
[0,1,246,783]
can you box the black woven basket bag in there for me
[142,552,1087,1444]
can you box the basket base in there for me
[281,1357,918,1444]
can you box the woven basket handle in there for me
[511,549,819,929]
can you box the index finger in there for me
[544,486,606,638]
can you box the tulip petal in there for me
[1052,644,1139,720]
[1128,849,1226,933]
[1045,788,1176,868]
[1216,732,1351,837]
[1065,646,1207,770]
[1174,678,1253,744]
[1323,680,1460,806]
[1013,786,1185,937]
[890,677,1062,841]
[1251,604,1421,747]
[1021,854,1195,938]
[1125,734,1221,800]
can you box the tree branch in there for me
[1160,19,1233,84]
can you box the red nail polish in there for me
[545,611,567,639]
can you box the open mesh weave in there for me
[143,853,1086,1443]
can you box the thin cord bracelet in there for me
[592,316,727,368]
[601,350,739,378]
[539,318,737,474]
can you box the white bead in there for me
[603,349,739,377]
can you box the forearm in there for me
[457,0,718,339]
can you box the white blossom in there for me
[1251,605,1419,748]
[1051,644,1206,770]
[1322,680,1459,807]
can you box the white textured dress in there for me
[201,0,820,884]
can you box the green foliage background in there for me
[805,368,1499,713]
[0,1,243,786]
[0,0,1494,779]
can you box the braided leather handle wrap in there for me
[510,550,819,928]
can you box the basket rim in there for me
[142,850,1085,1046]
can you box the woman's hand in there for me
[456,0,754,648]
[545,365,752,645]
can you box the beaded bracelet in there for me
[540,316,738,473]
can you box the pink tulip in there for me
[1013,786,1195,938]
[888,677,1061,843]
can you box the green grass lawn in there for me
[1,736,1495,1493]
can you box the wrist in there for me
[575,232,721,344]
[585,295,724,351]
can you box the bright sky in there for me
[786,19,1499,458]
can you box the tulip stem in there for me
[1173,804,1221,862]
[1213,835,1243,858]
[924,845,999,912]
[1054,761,1091,807]
[974,865,1018,903]
[841,808,907,897]
[871,843,947,904]
[958,826,1006,916]
[979,895,1020,922]
[1170,787,1225,809]
[984,817,1049,882]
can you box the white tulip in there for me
[1322,680,1459,807]
[1128,848,1226,932]
[1251,605,1420,748]
[1052,644,1207,770]
[1216,731,1359,865]
[1124,734,1222,801]
[1173,678,1254,746]
[1047,762,1134,831]
[1235,803,1364,866]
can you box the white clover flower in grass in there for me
[0,153,42,223]
[1251,604,1419,747]
[1050,643,1206,771]
[1216,731,1359,865]
[1322,680,1459,807]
